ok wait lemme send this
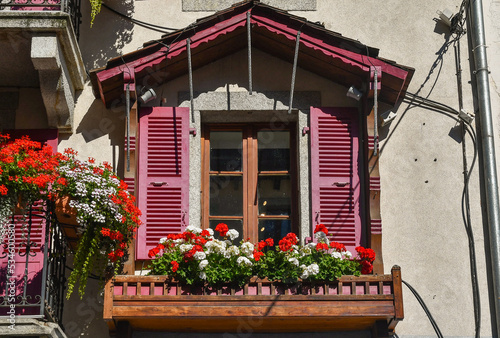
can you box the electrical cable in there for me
[101,3,179,33]
[402,280,444,338]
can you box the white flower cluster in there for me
[237,256,253,267]
[300,263,319,279]
[227,229,239,241]
[240,242,254,258]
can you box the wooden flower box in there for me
[103,266,403,336]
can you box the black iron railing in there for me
[0,202,67,327]
[0,0,82,40]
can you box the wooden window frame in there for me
[201,123,298,242]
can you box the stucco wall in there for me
[52,0,500,337]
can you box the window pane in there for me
[210,176,243,216]
[258,131,290,171]
[209,219,243,241]
[210,131,242,171]
[258,175,291,215]
[258,219,292,243]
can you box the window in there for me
[201,124,298,243]
[136,107,363,260]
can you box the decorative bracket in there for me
[302,126,310,136]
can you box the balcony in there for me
[104,266,403,335]
[0,203,67,336]
[0,0,85,132]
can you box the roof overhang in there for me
[91,1,414,108]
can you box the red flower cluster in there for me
[215,223,228,237]
[108,249,124,262]
[316,242,329,252]
[278,233,298,252]
[101,228,124,241]
[148,229,214,259]
[314,223,328,235]
[253,238,274,261]
[330,241,347,252]
[355,246,376,274]
[0,134,68,198]
[171,261,179,273]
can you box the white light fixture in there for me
[139,88,157,104]
[346,86,362,101]
[381,110,397,126]
[436,9,454,27]
[459,109,475,124]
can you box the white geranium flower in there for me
[344,251,352,258]
[199,260,208,270]
[300,246,312,257]
[314,231,327,240]
[237,256,253,267]
[331,251,342,259]
[159,237,168,244]
[240,242,255,257]
[227,245,240,256]
[206,228,214,236]
[227,229,239,241]
[179,244,193,253]
[193,251,206,261]
[186,225,200,233]
[199,272,207,280]
[288,257,299,266]
[308,263,319,275]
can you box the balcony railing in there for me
[0,202,67,326]
[0,0,82,39]
[104,266,404,334]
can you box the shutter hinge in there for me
[302,126,310,136]
[190,128,197,136]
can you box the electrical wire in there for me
[101,3,179,34]
[402,280,444,338]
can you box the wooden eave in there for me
[91,0,414,108]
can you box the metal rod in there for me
[126,84,130,172]
[288,31,301,115]
[247,11,253,95]
[187,38,195,123]
[373,68,378,156]
[40,202,51,320]
[467,1,500,336]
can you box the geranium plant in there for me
[148,223,376,287]
[52,149,141,298]
[0,133,141,298]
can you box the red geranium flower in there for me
[171,261,179,273]
[215,223,228,237]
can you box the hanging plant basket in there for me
[54,195,81,250]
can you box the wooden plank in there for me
[113,294,394,302]
[103,279,114,320]
[111,302,396,318]
[115,316,390,332]
[391,266,404,326]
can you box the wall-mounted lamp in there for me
[346,86,362,101]
[380,110,397,126]
[436,9,454,27]
[139,88,157,104]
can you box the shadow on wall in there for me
[78,0,134,70]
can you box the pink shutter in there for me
[310,107,361,251]
[0,129,58,315]
[136,107,189,260]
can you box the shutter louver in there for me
[136,107,189,260]
[310,107,361,250]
